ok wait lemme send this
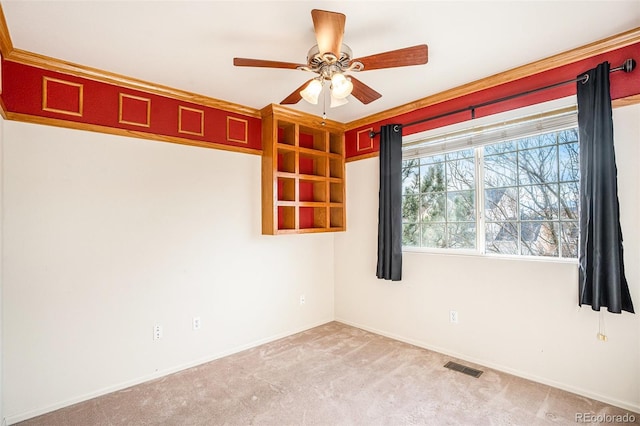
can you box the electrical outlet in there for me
[300,295,306,305]
[153,324,163,340]
[193,317,201,331]
[449,310,459,324]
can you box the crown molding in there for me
[261,103,346,131]
[0,3,12,57]
[612,94,640,108]
[345,26,640,131]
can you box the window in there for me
[401,110,579,259]
[402,149,476,249]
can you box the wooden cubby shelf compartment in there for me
[299,206,327,229]
[329,133,343,155]
[277,206,296,230]
[329,158,343,179]
[329,182,344,203]
[330,207,345,229]
[276,147,297,173]
[299,179,327,203]
[277,122,296,146]
[298,152,327,177]
[277,177,295,202]
[261,104,346,235]
[298,125,327,151]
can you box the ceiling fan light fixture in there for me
[300,79,323,104]
[330,73,353,99]
[330,93,349,108]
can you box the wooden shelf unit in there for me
[261,105,346,235]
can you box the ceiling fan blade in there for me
[349,76,382,105]
[352,44,428,71]
[311,9,345,57]
[280,79,315,105]
[233,58,305,70]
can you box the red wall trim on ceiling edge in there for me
[0,58,263,154]
[344,42,640,160]
[0,36,638,159]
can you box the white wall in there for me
[1,117,4,426]
[1,121,335,423]
[335,104,640,412]
[2,103,638,423]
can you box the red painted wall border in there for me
[345,41,640,161]
[1,59,263,154]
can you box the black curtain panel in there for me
[376,124,403,281]
[577,61,634,314]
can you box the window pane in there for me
[559,142,579,182]
[518,146,558,185]
[559,182,579,220]
[402,195,420,222]
[420,163,446,193]
[421,154,445,165]
[485,187,517,221]
[402,223,420,247]
[518,132,556,149]
[520,184,559,220]
[446,149,474,160]
[446,158,475,190]
[448,222,476,249]
[484,152,517,188]
[447,190,475,221]
[558,128,578,143]
[484,140,516,155]
[520,221,559,257]
[421,193,445,222]
[561,221,579,258]
[402,159,419,169]
[402,167,420,194]
[485,222,518,254]
[422,223,446,248]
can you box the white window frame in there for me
[401,97,580,262]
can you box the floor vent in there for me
[444,361,483,378]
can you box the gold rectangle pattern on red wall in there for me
[226,116,248,144]
[356,128,373,152]
[42,76,83,117]
[119,93,151,127]
[178,105,205,136]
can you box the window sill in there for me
[402,246,579,264]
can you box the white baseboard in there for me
[334,317,640,415]
[6,318,333,425]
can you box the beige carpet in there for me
[19,322,639,425]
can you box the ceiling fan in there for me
[233,9,428,108]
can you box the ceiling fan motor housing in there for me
[305,44,363,79]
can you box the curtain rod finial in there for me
[623,58,636,73]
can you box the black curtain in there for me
[376,124,402,281]
[577,61,634,314]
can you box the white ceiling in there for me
[2,1,639,123]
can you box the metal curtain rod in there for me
[369,58,636,139]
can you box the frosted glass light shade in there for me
[300,79,323,104]
[330,73,353,99]
[330,93,348,108]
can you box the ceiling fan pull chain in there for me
[321,86,327,125]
